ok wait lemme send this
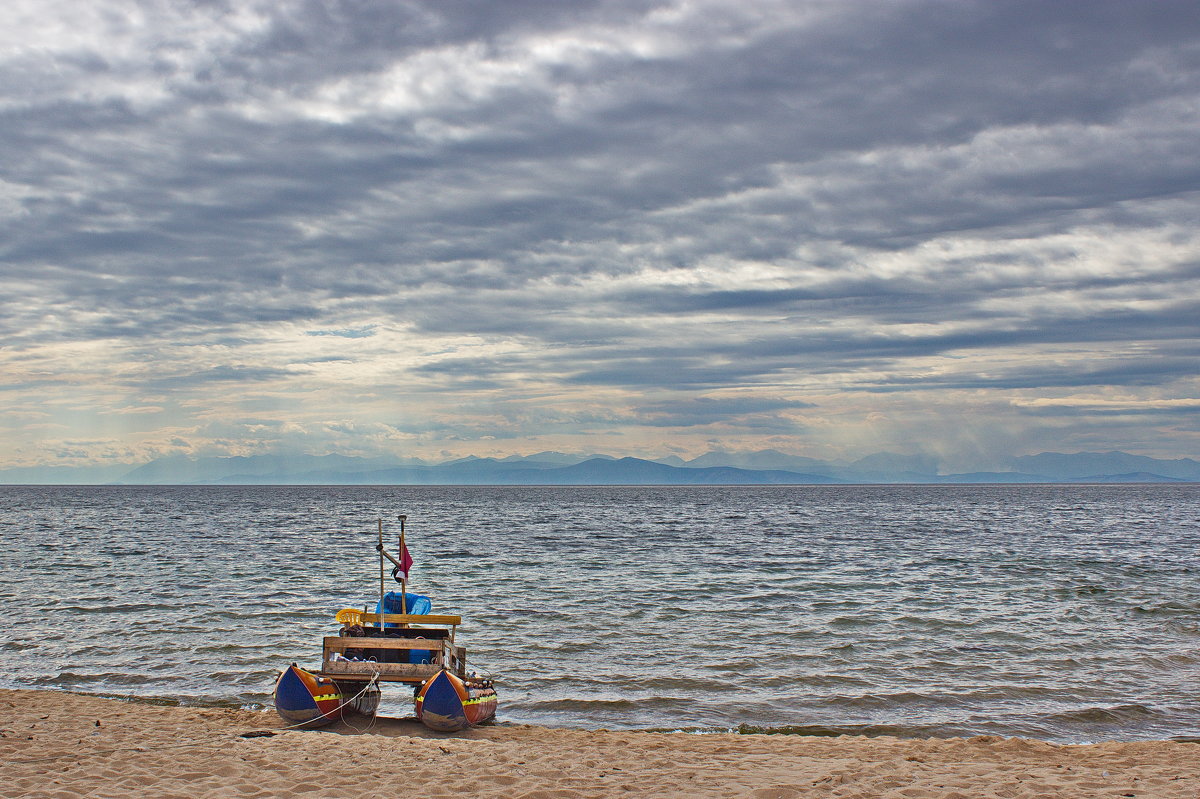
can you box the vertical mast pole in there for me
[399,514,408,628]
[377,517,385,627]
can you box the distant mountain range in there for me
[2,450,1198,485]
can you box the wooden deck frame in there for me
[318,604,471,683]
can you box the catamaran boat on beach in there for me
[272,515,497,733]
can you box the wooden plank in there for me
[359,612,461,626]
[323,636,445,651]
[321,671,430,684]
[321,661,440,681]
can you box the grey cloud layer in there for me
[2,0,1199,459]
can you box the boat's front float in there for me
[416,668,498,732]
[272,664,347,728]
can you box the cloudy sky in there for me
[2,0,1199,471]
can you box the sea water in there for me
[0,484,1197,742]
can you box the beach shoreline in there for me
[2,688,1197,798]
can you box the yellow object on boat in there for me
[335,608,362,624]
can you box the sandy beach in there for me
[1,689,1197,798]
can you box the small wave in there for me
[1166,621,1200,635]
[785,673,876,689]
[523,674,734,693]
[1142,652,1200,669]
[525,696,694,712]
[1133,601,1198,616]
[893,615,975,630]
[80,690,272,711]
[208,671,277,687]
[548,641,598,654]
[192,642,263,655]
[729,722,960,739]
[55,602,175,614]
[953,644,1009,653]
[960,685,1068,701]
[0,641,38,652]
[1049,584,1108,597]
[828,615,874,628]
[1043,704,1160,725]
[827,691,954,709]
[29,671,184,688]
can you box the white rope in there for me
[269,670,381,733]
[330,672,382,735]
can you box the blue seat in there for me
[375,592,435,664]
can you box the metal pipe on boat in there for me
[398,514,408,628]
[377,517,385,630]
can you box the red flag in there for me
[398,542,413,579]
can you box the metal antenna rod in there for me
[377,517,385,627]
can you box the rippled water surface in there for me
[1,484,1198,742]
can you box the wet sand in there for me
[2,689,1197,798]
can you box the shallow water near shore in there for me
[1,483,1197,742]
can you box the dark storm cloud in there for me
[411,355,521,385]
[407,284,1200,393]
[865,357,1200,394]
[306,326,376,338]
[142,365,300,391]
[7,1,1194,281]
[531,294,1200,392]
[1015,400,1200,418]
